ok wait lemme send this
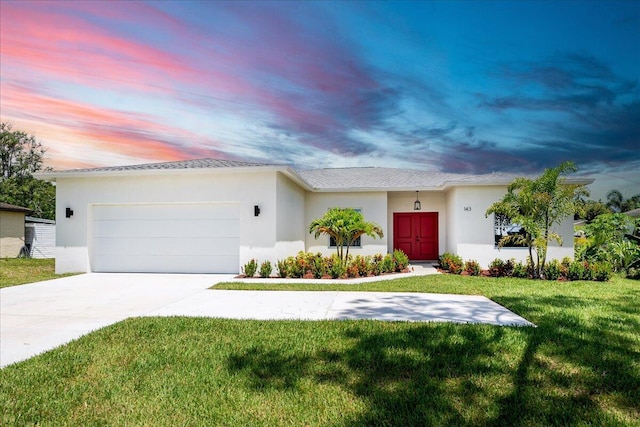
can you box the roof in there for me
[36,158,594,191]
[298,167,593,191]
[44,158,278,174]
[0,202,32,214]
[25,216,56,224]
[624,208,640,218]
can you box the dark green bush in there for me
[591,262,612,282]
[627,267,640,280]
[381,254,395,274]
[393,249,409,272]
[242,259,258,277]
[258,260,272,278]
[544,259,562,281]
[276,259,288,278]
[568,261,589,281]
[512,261,530,278]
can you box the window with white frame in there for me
[494,213,527,247]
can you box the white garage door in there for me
[91,203,240,273]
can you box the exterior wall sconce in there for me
[414,191,422,211]
[254,205,260,217]
[65,207,74,218]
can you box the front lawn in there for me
[0,258,76,288]
[1,275,638,426]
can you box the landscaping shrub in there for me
[439,252,463,273]
[393,249,409,272]
[258,261,272,278]
[489,259,505,277]
[627,267,640,280]
[488,258,515,278]
[346,263,359,278]
[276,259,288,278]
[512,261,530,279]
[328,256,346,279]
[591,262,612,282]
[544,259,562,281]
[310,253,325,279]
[464,260,481,276]
[371,254,383,276]
[353,255,371,277]
[381,254,395,274]
[241,259,258,278]
[568,261,590,281]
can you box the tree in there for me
[574,198,611,223]
[309,208,384,261]
[0,122,55,219]
[606,189,640,213]
[486,161,588,279]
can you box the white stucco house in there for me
[38,159,592,274]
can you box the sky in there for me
[1,0,638,200]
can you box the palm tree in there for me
[486,161,588,279]
[309,208,384,261]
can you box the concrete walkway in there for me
[1,272,533,368]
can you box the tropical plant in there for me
[258,261,272,278]
[577,213,639,272]
[392,249,409,272]
[544,259,562,280]
[464,260,481,276]
[439,252,463,273]
[309,208,383,262]
[241,259,258,277]
[486,161,588,279]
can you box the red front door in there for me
[393,212,439,260]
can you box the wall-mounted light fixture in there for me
[254,205,260,217]
[414,191,422,211]
[65,207,74,218]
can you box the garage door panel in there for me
[93,203,239,221]
[94,237,240,257]
[93,255,239,274]
[91,203,240,273]
[93,219,239,238]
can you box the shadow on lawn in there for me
[490,294,640,427]
[227,294,639,426]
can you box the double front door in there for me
[393,212,439,260]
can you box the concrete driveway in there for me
[1,273,533,368]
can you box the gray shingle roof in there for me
[297,167,535,190]
[53,158,279,174]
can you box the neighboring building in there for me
[25,216,56,258]
[0,202,32,258]
[37,159,593,274]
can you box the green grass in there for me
[0,258,76,288]
[1,275,639,426]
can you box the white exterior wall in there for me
[387,192,446,255]
[25,223,56,258]
[272,172,306,263]
[55,171,280,274]
[305,192,388,257]
[447,186,575,268]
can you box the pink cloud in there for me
[1,83,226,166]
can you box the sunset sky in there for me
[1,0,638,199]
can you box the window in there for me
[494,213,526,247]
[329,236,361,247]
